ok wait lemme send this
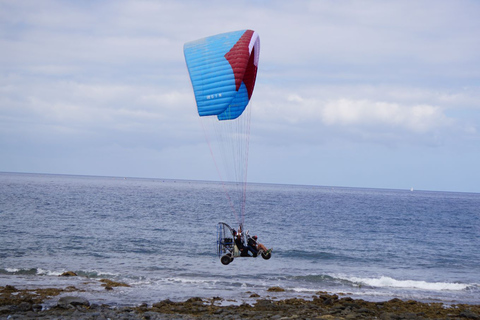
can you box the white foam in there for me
[163,277,218,286]
[37,268,63,276]
[343,275,468,291]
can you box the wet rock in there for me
[32,304,43,312]
[213,308,224,314]
[57,296,90,309]
[209,296,223,305]
[60,271,78,277]
[380,312,396,320]
[137,302,148,310]
[460,309,480,319]
[186,296,203,304]
[4,285,17,292]
[99,278,130,288]
[254,299,276,311]
[358,307,375,314]
[152,299,175,309]
[16,301,32,311]
[89,303,100,310]
[267,286,285,292]
[0,305,16,314]
[345,312,359,319]
[323,298,336,306]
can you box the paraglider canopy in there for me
[183,30,260,227]
[184,29,260,120]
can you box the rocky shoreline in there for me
[2,284,479,320]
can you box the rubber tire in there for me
[261,252,272,260]
[221,255,232,265]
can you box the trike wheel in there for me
[221,255,232,265]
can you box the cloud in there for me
[320,99,450,132]
[250,82,480,149]
[0,75,200,151]
[1,0,480,191]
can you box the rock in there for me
[250,293,260,298]
[152,299,175,308]
[460,309,480,319]
[254,299,276,311]
[32,304,43,312]
[16,302,32,311]
[99,278,130,287]
[214,308,224,314]
[0,305,15,315]
[209,296,223,305]
[388,298,403,304]
[267,286,285,292]
[345,312,359,320]
[57,296,90,309]
[60,271,78,277]
[358,307,375,314]
[186,297,203,303]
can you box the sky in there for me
[1,0,480,193]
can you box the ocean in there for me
[0,172,479,307]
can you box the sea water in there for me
[0,172,479,306]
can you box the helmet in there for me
[253,235,258,240]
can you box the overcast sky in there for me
[1,0,479,193]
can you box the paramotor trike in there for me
[216,222,272,265]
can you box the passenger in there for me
[250,235,272,254]
[246,236,259,257]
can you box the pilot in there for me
[235,233,250,257]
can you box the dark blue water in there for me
[0,172,479,306]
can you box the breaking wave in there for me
[340,275,471,291]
